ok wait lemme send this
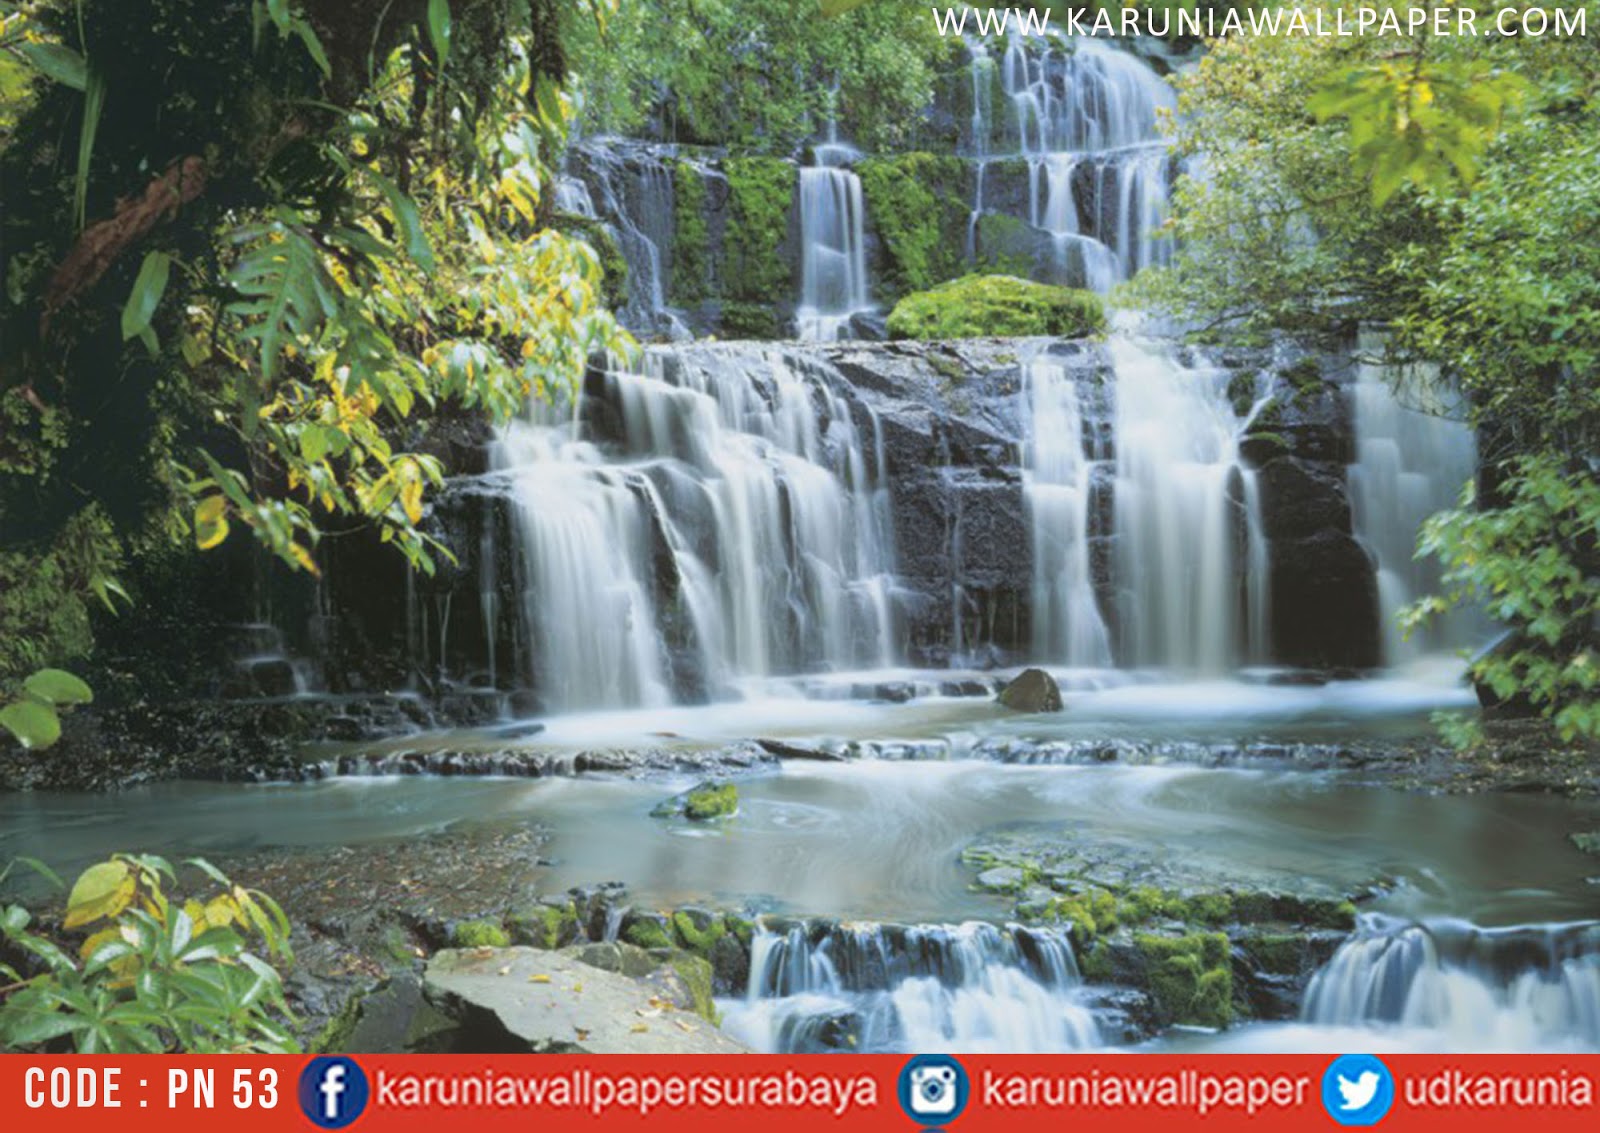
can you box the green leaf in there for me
[23,669,93,706]
[365,169,435,274]
[74,68,106,231]
[0,1005,87,1047]
[818,0,873,15]
[293,19,331,78]
[18,42,88,90]
[427,0,452,69]
[1,700,61,750]
[120,252,172,342]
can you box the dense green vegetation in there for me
[1139,0,1600,740]
[888,275,1106,340]
[857,152,970,296]
[0,0,624,687]
[1,854,296,1052]
[562,0,950,153]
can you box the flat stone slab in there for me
[424,947,748,1054]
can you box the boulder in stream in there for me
[422,946,747,1053]
[997,668,1064,713]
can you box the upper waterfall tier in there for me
[554,36,1184,342]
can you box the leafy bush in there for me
[0,854,297,1052]
[886,275,1106,340]
[1405,456,1600,742]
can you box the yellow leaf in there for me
[528,974,551,983]
[400,477,424,525]
[289,541,321,576]
[194,495,229,551]
[79,926,121,962]
[64,860,135,929]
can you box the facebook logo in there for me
[298,1057,369,1129]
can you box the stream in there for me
[3,671,1596,1054]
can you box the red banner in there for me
[5,1054,1597,1130]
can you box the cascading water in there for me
[1347,328,1481,665]
[1112,337,1266,672]
[567,142,690,339]
[972,35,1177,291]
[1024,336,1270,672]
[1303,915,1600,1051]
[1024,357,1113,667]
[796,131,873,341]
[721,921,1101,1053]
[492,344,897,712]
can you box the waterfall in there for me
[492,344,897,712]
[567,142,690,340]
[975,35,1177,291]
[1024,358,1113,668]
[1347,329,1481,665]
[1025,336,1267,671]
[1110,337,1266,672]
[1303,915,1600,1051]
[721,920,1101,1053]
[797,135,873,342]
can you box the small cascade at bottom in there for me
[719,921,1101,1053]
[1302,915,1600,1050]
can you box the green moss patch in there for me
[717,301,781,340]
[450,918,510,948]
[1136,932,1234,1029]
[671,159,710,302]
[507,902,578,949]
[857,153,970,298]
[886,275,1105,341]
[622,917,673,950]
[684,781,738,821]
[671,910,727,955]
[722,157,793,301]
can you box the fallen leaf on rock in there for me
[528,974,551,983]
[630,1024,649,1034]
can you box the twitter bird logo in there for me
[1322,1055,1395,1126]
[1338,1070,1380,1110]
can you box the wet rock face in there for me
[997,667,1065,713]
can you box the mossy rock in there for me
[670,159,711,302]
[507,902,579,950]
[650,780,738,822]
[450,918,510,949]
[724,914,755,948]
[665,952,719,1024]
[1226,371,1259,417]
[722,156,793,301]
[310,992,364,1053]
[886,275,1105,341]
[685,781,738,821]
[621,915,673,951]
[1280,356,1326,395]
[1237,932,1310,977]
[671,909,727,955]
[717,301,782,340]
[1570,830,1600,856]
[857,152,970,298]
[1135,932,1233,1029]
